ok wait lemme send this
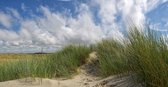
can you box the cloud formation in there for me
[0,0,167,53]
[0,12,12,28]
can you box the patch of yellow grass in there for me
[0,54,50,62]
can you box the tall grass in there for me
[37,45,91,78]
[93,27,168,87]
[0,55,44,81]
[0,45,91,81]
[127,28,168,87]
[94,39,129,77]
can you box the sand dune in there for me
[0,52,142,87]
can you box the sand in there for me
[0,74,142,87]
[0,71,99,87]
[0,76,94,87]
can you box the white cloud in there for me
[0,29,19,41]
[0,12,12,28]
[4,4,102,48]
[116,0,147,29]
[99,0,119,34]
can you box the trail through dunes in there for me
[0,52,142,87]
[0,74,142,87]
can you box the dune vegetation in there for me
[0,45,91,81]
[0,27,168,87]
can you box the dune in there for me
[0,52,142,87]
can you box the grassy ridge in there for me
[94,28,168,87]
[0,45,91,81]
[41,45,91,78]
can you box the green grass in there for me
[95,28,168,87]
[0,45,91,81]
[126,28,168,87]
[0,55,45,81]
[93,39,129,77]
[90,27,168,87]
[37,45,91,78]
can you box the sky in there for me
[0,0,168,53]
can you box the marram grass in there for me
[126,28,168,87]
[92,27,168,87]
[0,45,91,81]
[94,39,129,76]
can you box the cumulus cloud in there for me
[17,5,103,46]
[92,0,155,40]
[0,0,167,52]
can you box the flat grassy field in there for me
[0,53,50,62]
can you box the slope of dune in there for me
[0,73,141,87]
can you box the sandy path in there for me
[0,70,100,87]
[0,74,142,87]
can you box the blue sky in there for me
[0,0,168,53]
